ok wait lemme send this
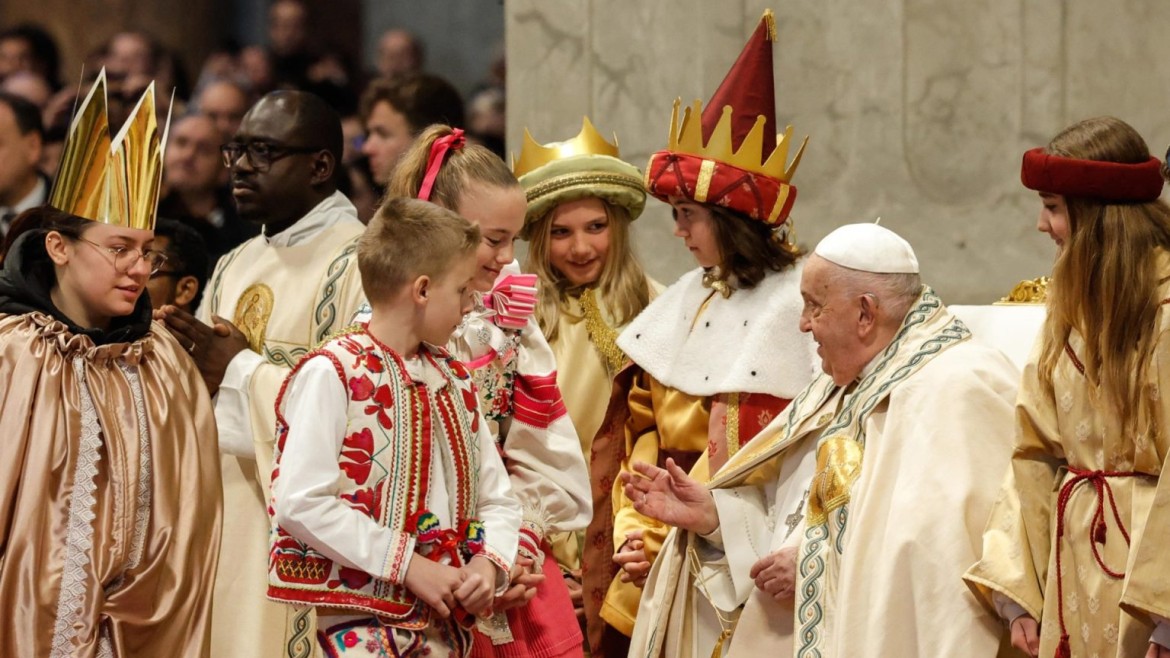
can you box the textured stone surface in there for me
[506,0,1170,303]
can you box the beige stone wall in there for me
[506,0,1170,304]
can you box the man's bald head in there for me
[251,90,343,166]
[229,90,344,231]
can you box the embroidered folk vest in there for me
[267,329,483,624]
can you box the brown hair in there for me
[360,74,465,135]
[385,123,518,212]
[1038,116,1170,432]
[525,199,652,340]
[708,205,802,289]
[358,197,480,304]
[1,206,91,264]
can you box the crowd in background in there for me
[0,0,507,280]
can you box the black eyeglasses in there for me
[220,140,321,172]
[78,239,169,275]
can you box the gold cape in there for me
[0,312,222,657]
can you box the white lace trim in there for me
[96,626,114,658]
[110,364,152,587]
[50,358,105,658]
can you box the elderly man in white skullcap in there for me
[623,224,1022,658]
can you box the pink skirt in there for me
[470,547,584,658]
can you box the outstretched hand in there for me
[620,458,718,535]
[157,305,249,395]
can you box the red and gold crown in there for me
[645,10,807,225]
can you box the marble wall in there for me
[506,0,1170,303]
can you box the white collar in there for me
[262,191,359,248]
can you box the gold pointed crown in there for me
[666,98,807,184]
[49,69,170,231]
[512,116,622,178]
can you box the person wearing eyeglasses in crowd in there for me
[144,217,209,314]
[156,89,367,658]
[0,71,223,657]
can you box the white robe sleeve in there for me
[500,316,591,553]
[472,415,522,590]
[272,356,417,584]
[214,349,266,457]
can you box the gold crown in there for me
[512,116,622,178]
[49,69,170,231]
[666,98,807,183]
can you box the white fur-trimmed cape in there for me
[616,261,819,398]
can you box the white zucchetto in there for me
[813,223,919,274]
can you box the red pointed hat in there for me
[645,10,807,225]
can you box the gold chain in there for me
[578,288,625,376]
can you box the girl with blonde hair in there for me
[965,116,1170,658]
[356,124,591,658]
[513,119,659,610]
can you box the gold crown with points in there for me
[667,98,808,184]
[49,68,170,231]
[512,116,622,178]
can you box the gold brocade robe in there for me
[966,306,1170,656]
[0,313,222,658]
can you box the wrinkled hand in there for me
[158,305,249,395]
[403,556,465,619]
[1147,642,1170,658]
[455,556,499,617]
[750,546,798,602]
[620,458,718,534]
[565,568,585,622]
[1009,615,1040,657]
[613,530,651,588]
[492,556,545,612]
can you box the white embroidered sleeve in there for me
[473,415,522,592]
[272,356,416,584]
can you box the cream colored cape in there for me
[199,206,365,658]
[632,291,1021,658]
[965,292,1170,656]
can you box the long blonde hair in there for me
[525,199,651,341]
[1038,116,1170,431]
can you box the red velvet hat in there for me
[645,10,807,225]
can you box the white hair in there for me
[830,262,922,323]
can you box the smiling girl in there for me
[0,72,221,657]
[580,12,819,654]
[966,116,1170,658]
[515,119,658,603]
[359,124,591,658]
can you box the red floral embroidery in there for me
[350,375,375,401]
[460,388,480,432]
[363,384,394,429]
[342,630,359,648]
[329,566,373,591]
[340,428,375,484]
[339,337,385,373]
[341,480,385,518]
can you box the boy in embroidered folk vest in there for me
[268,197,522,657]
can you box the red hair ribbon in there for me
[1021,148,1164,202]
[417,128,466,202]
